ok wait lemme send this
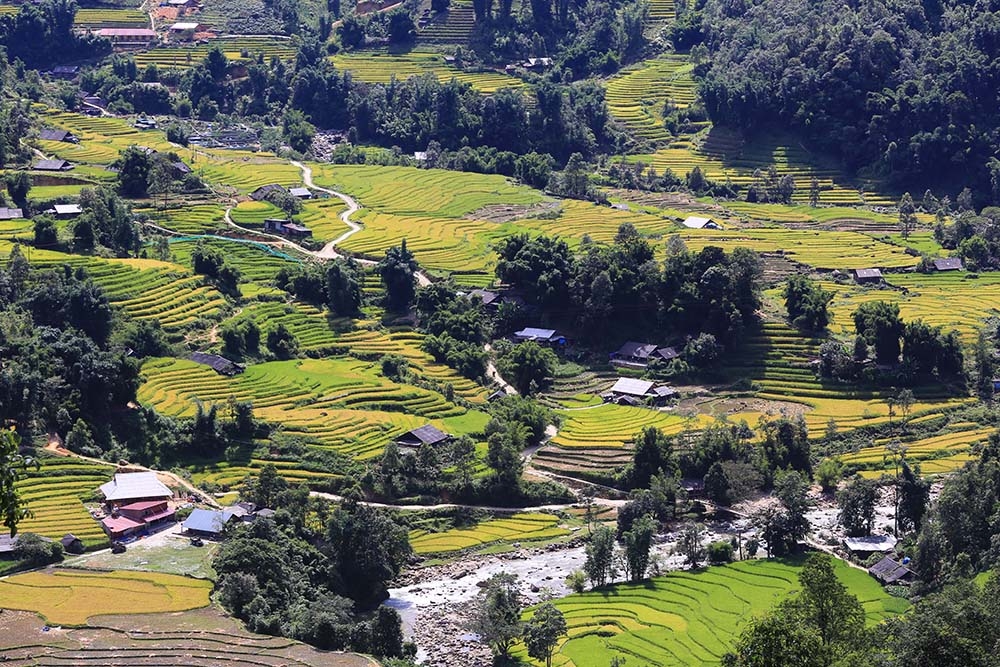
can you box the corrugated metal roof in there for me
[844,535,896,552]
[0,207,23,221]
[184,508,235,534]
[515,327,557,340]
[610,377,654,397]
[100,472,172,502]
[934,257,963,271]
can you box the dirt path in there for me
[483,343,516,395]
[290,160,364,253]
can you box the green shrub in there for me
[707,540,734,564]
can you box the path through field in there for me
[291,160,364,252]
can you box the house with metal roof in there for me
[0,207,23,221]
[852,268,883,284]
[933,257,963,272]
[249,183,288,201]
[183,508,242,537]
[602,377,677,406]
[33,159,73,171]
[189,352,243,376]
[843,534,897,555]
[868,555,914,585]
[52,204,82,218]
[39,128,77,143]
[395,424,452,449]
[118,500,176,528]
[99,472,172,507]
[101,514,144,540]
[289,187,313,199]
[513,327,565,344]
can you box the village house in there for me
[96,27,158,48]
[933,257,963,272]
[49,65,79,80]
[843,534,897,558]
[682,215,722,230]
[513,327,565,345]
[171,161,192,178]
[183,508,243,538]
[118,499,176,529]
[602,377,677,406]
[868,555,915,585]
[395,424,452,450]
[33,159,74,172]
[169,22,201,39]
[60,534,85,555]
[189,351,244,376]
[289,187,313,199]
[99,471,173,509]
[249,183,288,201]
[852,268,883,284]
[0,207,24,221]
[263,218,313,239]
[52,204,83,218]
[39,128,78,143]
[610,341,680,368]
[101,514,144,540]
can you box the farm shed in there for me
[289,187,313,199]
[183,508,242,537]
[249,183,288,201]
[118,500,176,528]
[60,534,85,555]
[189,352,244,375]
[844,534,897,556]
[933,257,963,272]
[101,514,144,540]
[682,215,721,230]
[99,471,173,507]
[469,289,500,307]
[169,21,200,32]
[52,204,82,218]
[0,207,23,221]
[869,555,914,585]
[49,65,79,79]
[513,327,565,345]
[852,268,883,284]
[395,424,452,449]
[39,128,77,143]
[33,159,73,171]
[171,161,192,177]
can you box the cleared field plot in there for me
[409,512,568,554]
[0,607,378,667]
[606,55,697,145]
[330,49,522,93]
[636,127,894,206]
[73,8,148,28]
[0,569,211,626]
[522,557,907,667]
[826,272,1000,343]
[15,457,112,548]
[138,357,488,459]
[131,37,297,70]
[679,227,918,270]
[839,425,993,476]
[646,0,675,21]
[229,199,285,227]
[195,151,302,194]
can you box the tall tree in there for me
[469,572,522,660]
[0,430,35,536]
[524,602,567,667]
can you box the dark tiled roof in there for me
[398,424,451,446]
[189,352,243,375]
[869,555,914,584]
[853,268,883,280]
[933,257,963,271]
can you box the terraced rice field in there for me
[679,227,918,270]
[0,570,212,626]
[137,357,489,458]
[825,272,1000,343]
[839,425,993,477]
[0,243,228,334]
[0,607,378,667]
[14,457,112,548]
[552,404,703,449]
[144,203,227,234]
[39,110,178,167]
[418,0,475,44]
[73,8,149,28]
[168,237,305,282]
[605,55,698,145]
[131,37,297,69]
[524,557,907,667]
[646,0,676,22]
[637,127,895,206]
[409,512,568,554]
[330,49,522,93]
[729,322,964,436]
[196,152,301,193]
[229,199,285,227]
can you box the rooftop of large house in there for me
[53,204,82,216]
[396,424,451,447]
[33,159,72,171]
[39,129,73,142]
[101,514,144,534]
[853,268,883,281]
[99,472,172,503]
